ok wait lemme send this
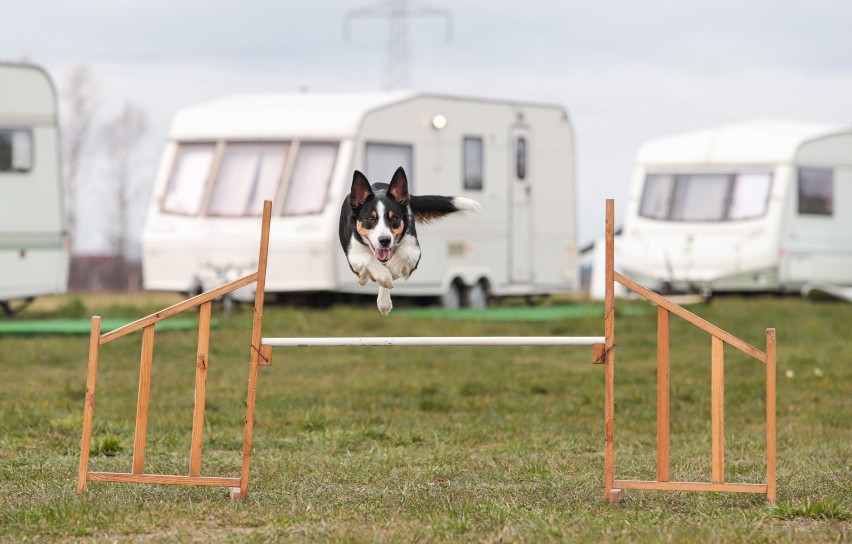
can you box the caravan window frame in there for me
[0,127,34,173]
[638,170,773,222]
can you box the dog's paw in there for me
[377,288,393,315]
[355,273,369,286]
[375,268,394,289]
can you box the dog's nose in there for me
[378,236,392,248]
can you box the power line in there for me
[344,0,452,89]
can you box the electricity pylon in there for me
[344,0,452,89]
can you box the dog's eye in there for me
[389,217,401,229]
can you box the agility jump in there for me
[77,199,777,504]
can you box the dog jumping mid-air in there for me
[339,167,481,315]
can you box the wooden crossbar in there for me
[99,272,258,345]
[261,336,605,348]
[614,480,767,494]
[88,472,240,487]
[615,271,767,363]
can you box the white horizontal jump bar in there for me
[261,336,605,347]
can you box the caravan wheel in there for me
[467,281,489,309]
[441,280,465,310]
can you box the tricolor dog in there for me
[339,167,480,314]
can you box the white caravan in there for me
[142,92,578,306]
[620,119,852,295]
[0,63,68,313]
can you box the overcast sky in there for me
[4,0,852,253]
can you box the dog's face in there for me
[349,168,410,263]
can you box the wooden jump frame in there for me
[78,199,776,504]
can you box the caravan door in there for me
[509,126,532,282]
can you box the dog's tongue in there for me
[375,248,391,262]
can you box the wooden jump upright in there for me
[77,201,272,501]
[77,199,776,504]
[607,209,777,501]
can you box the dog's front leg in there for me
[354,271,369,286]
[386,236,421,280]
[366,261,394,288]
[376,286,393,315]
[348,244,394,288]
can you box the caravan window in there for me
[798,167,833,216]
[365,143,413,190]
[281,143,338,216]
[515,136,528,180]
[0,128,33,172]
[207,143,289,216]
[161,144,215,215]
[639,174,676,219]
[639,171,772,222]
[729,173,772,220]
[671,174,730,221]
[463,136,483,190]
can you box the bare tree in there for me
[61,66,100,255]
[100,102,148,261]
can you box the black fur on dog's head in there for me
[345,167,416,263]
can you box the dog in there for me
[339,167,480,314]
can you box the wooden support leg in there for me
[657,307,670,482]
[132,324,156,474]
[604,199,618,502]
[237,200,272,502]
[766,328,777,504]
[711,336,724,484]
[78,316,101,492]
[609,488,624,503]
[190,301,212,477]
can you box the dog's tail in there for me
[410,195,481,224]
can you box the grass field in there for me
[0,293,849,542]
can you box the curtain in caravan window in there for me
[207,143,288,216]
[281,143,338,216]
[161,144,215,215]
[729,173,771,220]
[365,143,413,190]
[670,174,729,221]
[639,174,675,219]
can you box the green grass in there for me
[0,294,849,542]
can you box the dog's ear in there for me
[387,166,410,206]
[349,170,373,209]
